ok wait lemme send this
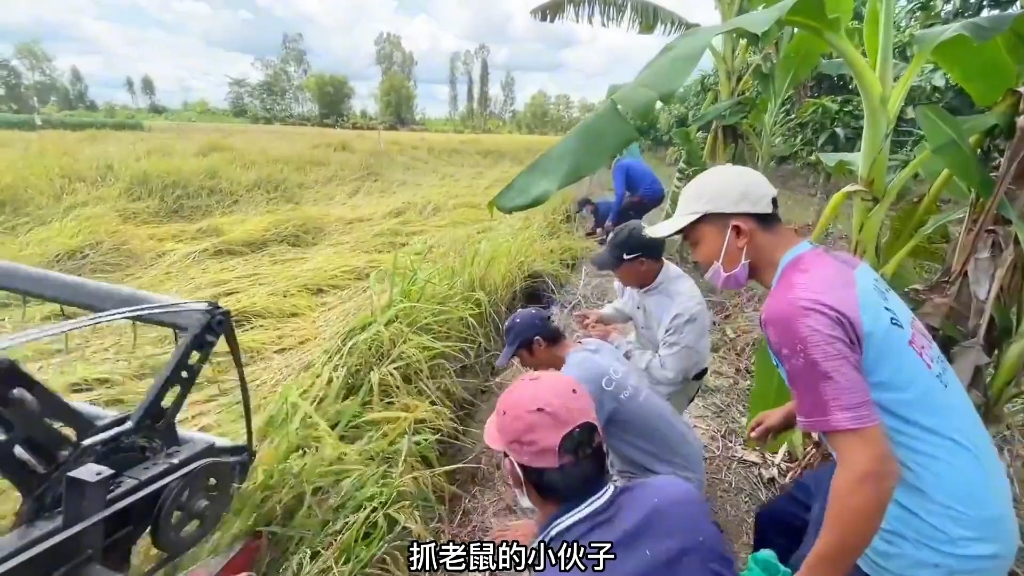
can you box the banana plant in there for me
[488,0,1024,434]
[909,111,1024,428]
[529,0,766,167]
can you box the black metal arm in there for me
[0,262,258,575]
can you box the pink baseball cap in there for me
[483,370,600,469]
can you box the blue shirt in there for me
[561,339,705,492]
[609,158,665,223]
[761,241,1019,576]
[591,200,614,229]
[534,476,736,575]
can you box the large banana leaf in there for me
[489,0,802,214]
[913,11,1024,108]
[487,100,640,214]
[747,340,794,454]
[908,103,1024,245]
[530,0,699,36]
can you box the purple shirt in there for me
[761,245,879,432]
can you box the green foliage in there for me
[489,0,803,213]
[377,71,418,128]
[305,73,356,123]
[0,113,144,132]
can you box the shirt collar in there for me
[639,260,672,294]
[771,240,815,287]
[533,481,615,545]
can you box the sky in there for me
[1,0,720,116]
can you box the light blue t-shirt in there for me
[761,241,1019,575]
[561,339,706,493]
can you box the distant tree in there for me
[447,51,460,120]
[0,59,30,113]
[12,40,60,111]
[225,76,251,117]
[374,32,416,84]
[377,70,416,127]
[576,97,596,118]
[461,49,475,124]
[498,71,516,123]
[278,32,312,115]
[305,73,355,122]
[67,65,96,110]
[124,75,137,107]
[139,73,157,106]
[474,43,491,128]
[520,89,552,133]
[551,93,576,132]
[192,98,211,114]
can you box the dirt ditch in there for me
[436,259,784,575]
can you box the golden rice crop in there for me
[0,123,589,574]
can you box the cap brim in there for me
[482,412,507,452]
[645,213,702,239]
[495,345,517,368]
[591,249,621,272]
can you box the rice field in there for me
[0,124,590,574]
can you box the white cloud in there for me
[0,0,719,114]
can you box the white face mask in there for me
[507,458,537,512]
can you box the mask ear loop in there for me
[719,223,749,275]
[716,222,734,264]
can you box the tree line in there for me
[0,40,163,116]
[0,35,606,136]
[225,31,598,134]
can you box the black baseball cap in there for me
[496,307,558,368]
[591,220,666,271]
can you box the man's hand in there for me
[586,323,622,342]
[489,519,538,544]
[747,401,797,444]
[574,309,604,328]
[603,221,614,233]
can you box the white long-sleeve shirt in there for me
[598,260,712,399]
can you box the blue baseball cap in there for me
[496,307,557,368]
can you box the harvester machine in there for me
[0,261,263,575]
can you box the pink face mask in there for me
[704,225,750,291]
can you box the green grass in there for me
[0,112,145,131]
[0,123,589,574]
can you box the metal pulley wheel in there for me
[150,460,235,557]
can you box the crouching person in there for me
[484,370,736,575]
[576,221,712,414]
[496,307,705,492]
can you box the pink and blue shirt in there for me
[761,241,1018,576]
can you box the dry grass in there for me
[0,124,591,575]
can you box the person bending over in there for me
[605,156,665,231]
[576,197,614,240]
[576,221,711,413]
[645,163,1019,576]
[483,370,735,575]
[496,307,705,492]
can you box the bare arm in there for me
[765,296,895,576]
[797,427,899,576]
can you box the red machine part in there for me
[184,532,267,576]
